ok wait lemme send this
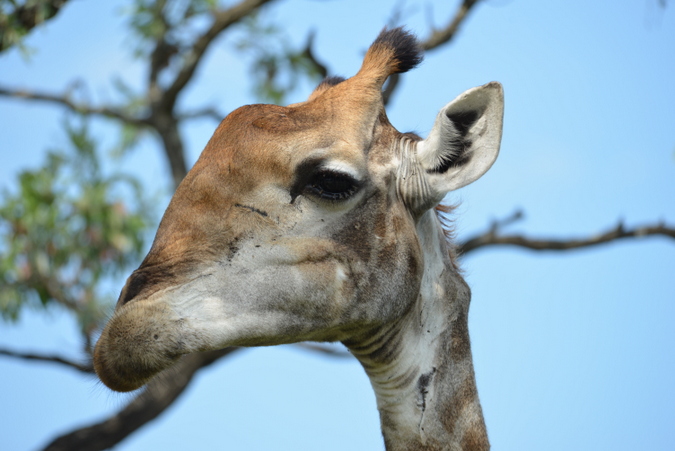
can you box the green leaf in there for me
[0,116,154,334]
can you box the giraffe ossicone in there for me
[94,27,504,450]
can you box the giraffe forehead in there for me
[203,103,397,184]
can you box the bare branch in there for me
[459,220,675,256]
[382,72,399,107]
[148,0,172,87]
[163,0,277,109]
[487,209,524,234]
[42,347,241,451]
[421,0,482,51]
[151,112,188,188]
[0,86,149,127]
[0,347,93,373]
[176,106,225,122]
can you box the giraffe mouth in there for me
[93,300,188,392]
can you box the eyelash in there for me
[305,170,360,201]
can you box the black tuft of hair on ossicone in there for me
[317,76,347,89]
[373,26,423,73]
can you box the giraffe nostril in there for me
[118,271,148,306]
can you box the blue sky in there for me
[1,1,674,450]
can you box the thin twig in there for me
[0,347,93,373]
[301,30,328,79]
[383,0,483,103]
[382,72,400,107]
[421,0,482,51]
[488,209,524,234]
[176,107,225,122]
[0,86,149,126]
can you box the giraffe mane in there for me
[434,202,461,268]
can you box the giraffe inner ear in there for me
[416,82,504,199]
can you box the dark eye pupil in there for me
[307,171,358,201]
[317,174,351,192]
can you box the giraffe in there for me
[94,27,504,450]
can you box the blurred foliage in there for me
[126,0,217,56]
[110,77,149,157]
[0,118,152,345]
[0,0,69,53]
[123,0,326,104]
[235,15,327,104]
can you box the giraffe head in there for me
[94,28,504,392]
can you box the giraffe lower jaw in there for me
[93,273,245,392]
[93,280,343,392]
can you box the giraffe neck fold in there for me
[344,211,489,451]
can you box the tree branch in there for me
[162,0,277,110]
[421,0,482,51]
[150,111,188,188]
[0,347,93,373]
[145,0,277,188]
[301,29,328,79]
[39,342,352,451]
[382,72,399,107]
[383,0,483,104]
[459,219,675,256]
[176,106,225,122]
[42,347,241,451]
[0,86,149,127]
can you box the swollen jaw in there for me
[93,302,185,392]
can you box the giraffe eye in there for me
[305,170,359,201]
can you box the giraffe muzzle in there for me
[93,300,186,392]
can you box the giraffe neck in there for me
[344,211,489,451]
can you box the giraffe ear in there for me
[416,82,504,199]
